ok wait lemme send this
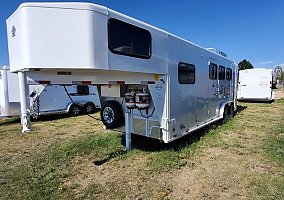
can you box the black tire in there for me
[100,100,123,129]
[83,102,96,114]
[229,105,234,117]
[222,106,230,123]
[68,104,82,116]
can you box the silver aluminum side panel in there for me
[164,35,235,142]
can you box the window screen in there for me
[77,85,89,95]
[226,68,232,80]
[178,62,195,84]
[108,18,151,59]
[219,66,226,80]
[209,63,217,79]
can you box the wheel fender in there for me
[67,102,84,112]
[66,102,74,113]
[219,101,233,118]
[219,103,227,119]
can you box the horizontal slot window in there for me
[77,85,89,95]
[108,18,151,59]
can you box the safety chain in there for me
[31,95,40,119]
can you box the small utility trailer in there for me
[7,3,238,148]
[237,68,274,102]
[0,66,100,118]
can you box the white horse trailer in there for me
[237,68,274,102]
[7,3,238,146]
[0,66,100,118]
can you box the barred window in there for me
[219,66,226,80]
[209,63,217,79]
[226,68,232,80]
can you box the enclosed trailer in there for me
[0,65,21,117]
[237,68,274,102]
[7,3,238,146]
[28,84,101,118]
[0,66,100,118]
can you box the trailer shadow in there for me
[32,112,102,122]
[31,114,71,122]
[120,104,248,152]
[235,104,247,113]
[123,124,218,152]
[0,117,20,126]
[237,99,274,104]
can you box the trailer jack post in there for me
[125,112,132,151]
[18,71,32,133]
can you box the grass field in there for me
[0,99,283,199]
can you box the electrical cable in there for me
[63,85,102,121]
[139,106,155,119]
[120,84,129,107]
[62,85,125,133]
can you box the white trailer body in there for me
[237,68,274,101]
[0,66,21,117]
[0,66,100,118]
[7,3,238,143]
[29,84,101,118]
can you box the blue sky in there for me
[0,0,283,69]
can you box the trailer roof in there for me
[7,2,108,21]
[240,68,273,72]
[7,2,234,63]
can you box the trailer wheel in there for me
[100,101,123,129]
[222,106,230,122]
[229,105,234,117]
[83,102,96,114]
[69,104,82,116]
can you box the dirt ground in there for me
[274,88,284,99]
[63,98,284,199]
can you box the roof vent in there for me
[207,48,227,57]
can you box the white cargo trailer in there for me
[28,83,101,118]
[7,3,238,147]
[0,66,100,118]
[0,65,21,117]
[237,68,274,102]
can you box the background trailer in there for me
[0,65,20,117]
[7,3,238,147]
[237,68,274,102]
[0,66,100,118]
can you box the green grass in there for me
[0,117,19,126]
[267,126,284,167]
[263,100,284,199]
[0,131,125,200]
[0,100,283,199]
